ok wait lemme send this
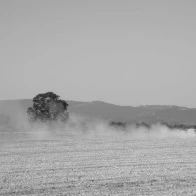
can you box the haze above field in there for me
[1,99,196,125]
[0,0,196,107]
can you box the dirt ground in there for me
[0,133,196,195]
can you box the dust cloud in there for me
[0,108,196,140]
[0,104,195,141]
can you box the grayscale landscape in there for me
[0,100,196,195]
[1,0,196,195]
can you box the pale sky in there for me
[0,0,196,107]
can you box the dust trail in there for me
[0,104,195,140]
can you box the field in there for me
[0,132,196,196]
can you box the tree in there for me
[27,92,69,122]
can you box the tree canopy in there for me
[27,92,69,122]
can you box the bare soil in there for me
[0,133,196,195]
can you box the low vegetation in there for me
[110,121,196,131]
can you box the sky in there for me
[0,0,196,107]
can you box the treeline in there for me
[110,121,196,131]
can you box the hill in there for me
[0,99,196,125]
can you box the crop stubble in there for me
[0,134,196,195]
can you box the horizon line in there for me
[0,98,194,109]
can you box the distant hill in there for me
[69,101,196,125]
[0,99,196,125]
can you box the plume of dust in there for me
[0,104,195,141]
